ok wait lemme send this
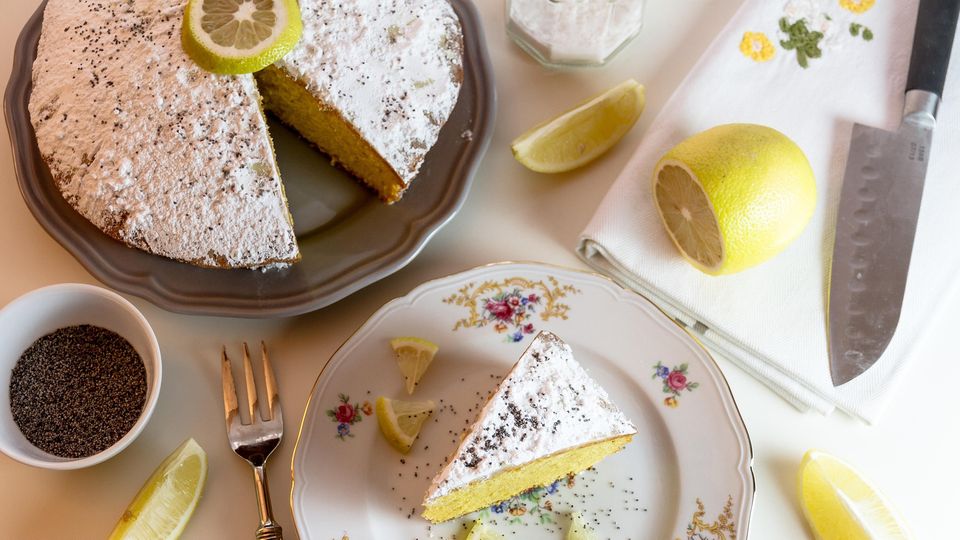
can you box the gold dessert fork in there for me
[221,342,284,539]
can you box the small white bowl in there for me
[0,283,161,469]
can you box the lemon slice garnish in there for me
[390,337,439,395]
[465,519,503,539]
[567,512,597,540]
[182,0,303,75]
[511,79,645,173]
[108,438,208,540]
[799,450,911,540]
[375,396,434,454]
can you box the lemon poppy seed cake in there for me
[256,0,464,203]
[28,0,299,268]
[28,0,464,267]
[422,331,636,523]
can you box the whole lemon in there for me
[652,124,816,275]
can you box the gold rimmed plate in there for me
[290,262,754,539]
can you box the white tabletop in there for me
[2,1,958,538]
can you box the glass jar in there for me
[506,0,645,68]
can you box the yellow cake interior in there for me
[255,66,408,203]
[422,434,633,523]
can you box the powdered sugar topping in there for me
[29,0,298,268]
[424,331,636,502]
[275,0,463,184]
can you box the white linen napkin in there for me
[577,0,960,423]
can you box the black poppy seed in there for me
[9,325,147,458]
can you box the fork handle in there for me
[256,524,282,540]
[252,465,282,540]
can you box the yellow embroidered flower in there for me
[840,0,875,13]
[664,396,679,408]
[739,32,775,62]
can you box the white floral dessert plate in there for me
[291,262,754,539]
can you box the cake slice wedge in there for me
[422,331,636,523]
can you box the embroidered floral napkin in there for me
[576,0,960,423]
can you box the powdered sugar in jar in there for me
[506,0,645,67]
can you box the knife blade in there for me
[829,0,960,386]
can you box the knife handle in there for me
[907,0,960,98]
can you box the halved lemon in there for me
[108,438,208,540]
[652,123,816,275]
[183,0,303,75]
[390,337,439,395]
[375,397,435,454]
[511,79,645,173]
[567,512,597,540]
[465,520,503,540]
[799,450,911,540]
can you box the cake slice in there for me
[256,0,464,203]
[422,331,636,523]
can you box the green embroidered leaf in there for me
[780,16,824,68]
[679,363,689,372]
[863,28,874,41]
[850,22,862,36]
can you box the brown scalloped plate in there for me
[4,0,495,318]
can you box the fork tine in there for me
[221,346,239,424]
[242,342,258,424]
[261,341,279,421]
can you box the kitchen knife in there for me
[828,0,960,386]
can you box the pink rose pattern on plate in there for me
[444,276,580,343]
[326,393,372,440]
[653,362,699,408]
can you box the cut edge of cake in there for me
[421,331,637,523]
[265,0,465,204]
[255,66,411,203]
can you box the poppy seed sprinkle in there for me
[9,324,147,458]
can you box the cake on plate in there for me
[422,331,636,523]
[28,0,463,268]
[257,0,464,203]
[29,0,299,268]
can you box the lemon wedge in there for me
[390,337,439,395]
[375,397,435,454]
[799,450,911,540]
[512,79,645,173]
[182,0,303,75]
[465,520,503,540]
[567,512,597,540]
[653,123,816,275]
[109,438,208,540]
